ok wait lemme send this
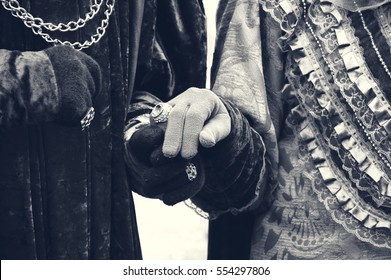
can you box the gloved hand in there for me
[44,45,101,126]
[162,87,231,159]
[125,123,205,205]
[0,45,101,129]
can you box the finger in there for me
[166,87,197,106]
[199,113,231,148]
[162,103,189,158]
[181,104,210,159]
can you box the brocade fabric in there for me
[210,0,391,259]
[251,0,391,259]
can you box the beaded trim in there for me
[353,0,391,80]
[286,37,391,206]
[375,6,391,51]
[302,1,391,168]
[279,0,391,247]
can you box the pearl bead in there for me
[353,0,391,80]
[301,0,391,170]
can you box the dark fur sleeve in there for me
[0,49,59,129]
[192,99,270,217]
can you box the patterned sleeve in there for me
[186,0,283,218]
[190,99,272,219]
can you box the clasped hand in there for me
[161,87,231,159]
[126,87,231,205]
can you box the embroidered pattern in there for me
[254,0,391,259]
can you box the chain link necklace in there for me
[0,0,116,50]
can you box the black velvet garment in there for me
[0,0,146,259]
[0,0,207,260]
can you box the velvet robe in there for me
[0,0,144,259]
[0,0,207,259]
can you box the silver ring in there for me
[81,107,95,130]
[185,163,197,181]
[151,103,172,123]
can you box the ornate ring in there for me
[151,103,172,123]
[185,163,197,181]
[81,107,95,130]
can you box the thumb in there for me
[199,113,231,148]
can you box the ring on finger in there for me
[185,163,197,181]
[151,103,173,123]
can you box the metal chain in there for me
[1,0,104,32]
[0,0,115,50]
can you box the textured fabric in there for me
[206,0,279,258]
[44,46,101,126]
[0,46,101,129]
[0,49,59,128]
[134,0,207,100]
[331,0,391,11]
[125,0,209,203]
[191,99,268,218]
[128,13,273,218]
[0,0,145,259]
[211,0,279,172]
[248,0,391,259]
[208,0,391,260]
[125,123,206,206]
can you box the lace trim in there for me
[259,0,391,250]
[286,108,391,248]
[276,1,391,167]
[286,2,391,203]
[289,64,391,206]
[307,1,391,166]
[310,2,391,194]
[184,199,210,219]
[259,0,302,47]
[287,32,391,205]
[375,6,391,51]
[299,115,391,224]
[332,8,391,165]
[281,1,391,248]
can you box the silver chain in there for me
[1,0,104,32]
[0,0,116,50]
